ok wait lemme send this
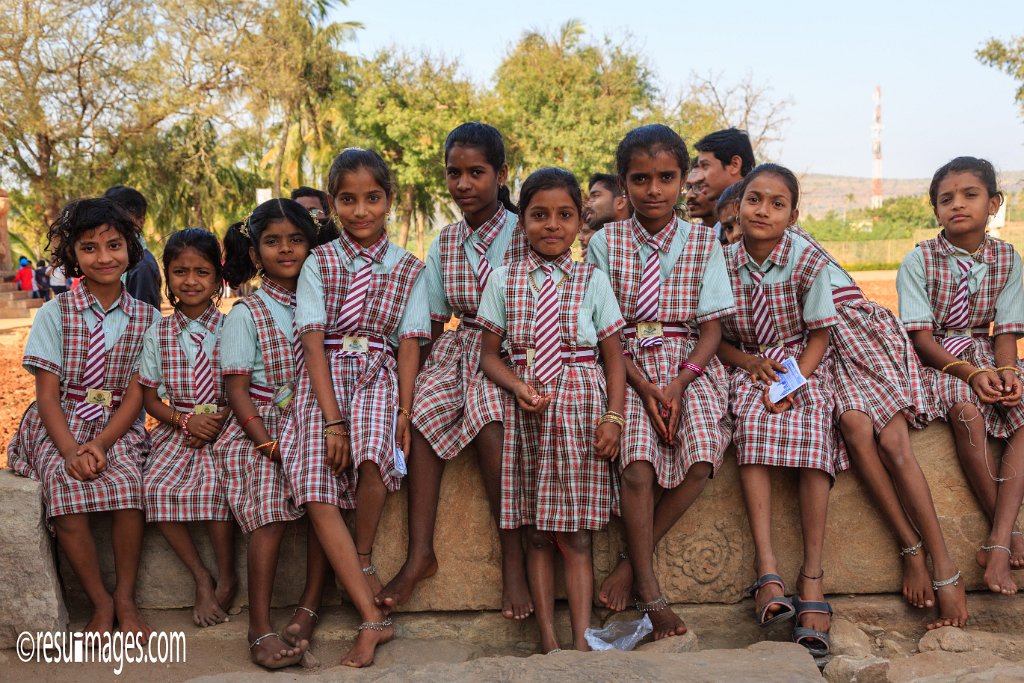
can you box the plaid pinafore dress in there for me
[8,287,154,525]
[141,306,232,522]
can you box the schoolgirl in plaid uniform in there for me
[382,123,536,618]
[280,148,426,668]
[137,228,237,628]
[897,156,1024,598]
[7,198,159,640]
[788,225,968,629]
[478,167,626,654]
[218,200,332,668]
[717,164,840,657]
[587,125,733,640]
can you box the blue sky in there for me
[335,1,1024,179]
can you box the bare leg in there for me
[600,461,711,615]
[355,461,388,596]
[738,464,785,619]
[53,513,115,635]
[306,502,393,668]
[110,509,152,642]
[283,518,329,646]
[839,411,934,609]
[526,528,559,653]
[557,531,594,651]
[377,428,440,608]
[247,522,306,668]
[207,520,238,612]
[477,422,533,620]
[872,416,967,628]
[981,427,1024,595]
[156,521,226,627]
[795,468,831,637]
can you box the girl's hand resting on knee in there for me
[637,380,671,443]
[969,371,1004,404]
[324,428,352,476]
[998,370,1023,407]
[76,439,108,474]
[745,356,785,385]
[64,448,103,481]
[593,422,621,460]
[514,382,551,414]
[761,388,794,414]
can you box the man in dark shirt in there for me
[689,128,756,238]
[104,185,162,309]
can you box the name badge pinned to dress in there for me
[273,383,294,410]
[342,335,370,353]
[637,322,663,339]
[194,404,218,415]
[85,388,112,407]
[525,348,536,367]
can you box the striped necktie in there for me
[473,239,493,291]
[942,258,975,358]
[191,331,216,405]
[337,252,373,333]
[76,308,107,421]
[532,263,562,386]
[634,248,662,348]
[749,269,786,362]
[289,293,305,375]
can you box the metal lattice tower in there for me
[871,86,883,209]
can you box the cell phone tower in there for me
[871,86,883,209]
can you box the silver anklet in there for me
[358,617,393,631]
[293,606,319,622]
[931,571,961,591]
[635,595,669,613]
[899,540,923,557]
[981,544,1011,554]
[362,563,377,576]
[249,632,279,649]
[1012,531,1023,538]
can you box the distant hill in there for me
[798,171,1024,219]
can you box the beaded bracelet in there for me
[324,427,349,438]
[241,414,262,430]
[398,407,412,420]
[680,361,704,376]
[181,412,194,439]
[966,368,996,384]
[255,440,278,457]
[941,359,970,375]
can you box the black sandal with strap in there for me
[743,573,795,627]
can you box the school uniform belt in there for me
[63,384,124,407]
[323,333,393,355]
[935,326,989,339]
[831,286,864,305]
[458,315,481,330]
[622,322,696,339]
[171,399,227,412]
[739,333,805,355]
[510,347,596,366]
[248,382,275,404]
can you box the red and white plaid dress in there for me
[139,305,232,522]
[787,227,939,435]
[8,287,154,526]
[722,234,847,475]
[214,281,303,534]
[282,236,426,509]
[909,235,1024,438]
[413,207,531,459]
[478,252,623,532]
[602,218,734,487]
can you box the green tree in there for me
[978,34,1024,119]
[492,20,657,183]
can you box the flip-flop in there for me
[743,573,795,627]
[792,596,832,657]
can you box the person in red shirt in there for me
[15,256,35,292]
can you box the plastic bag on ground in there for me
[584,615,653,651]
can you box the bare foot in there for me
[249,631,307,670]
[281,609,318,647]
[376,554,438,608]
[340,620,394,668]
[599,556,633,612]
[215,574,239,614]
[501,559,534,620]
[927,571,969,630]
[649,606,687,639]
[1011,532,1024,569]
[901,551,935,609]
[193,574,229,627]
[84,596,115,636]
[114,594,153,644]
[977,545,1018,595]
